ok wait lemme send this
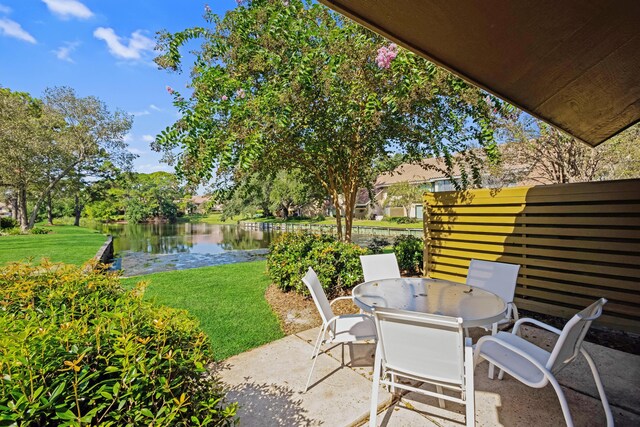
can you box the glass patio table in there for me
[352,277,506,328]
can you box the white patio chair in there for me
[466,259,520,329]
[474,298,613,427]
[369,307,474,427]
[360,253,401,282]
[302,267,377,392]
[465,259,520,377]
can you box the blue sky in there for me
[0,0,238,174]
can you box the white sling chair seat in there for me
[302,267,377,392]
[474,298,613,427]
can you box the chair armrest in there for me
[513,317,562,336]
[330,295,354,306]
[474,335,551,374]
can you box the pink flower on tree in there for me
[282,0,290,6]
[375,43,398,69]
[166,85,174,94]
[221,95,228,101]
[236,88,246,99]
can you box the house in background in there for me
[373,159,461,219]
[372,157,549,220]
[0,202,12,218]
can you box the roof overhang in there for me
[320,0,640,147]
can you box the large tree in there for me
[154,0,508,241]
[499,118,640,184]
[0,88,61,229]
[43,87,134,227]
[0,87,133,230]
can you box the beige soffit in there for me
[319,0,640,147]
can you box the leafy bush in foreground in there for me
[393,235,424,275]
[0,217,17,229]
[0,262,236,426]
[267,232,366,296]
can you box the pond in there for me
[93,222,377,276]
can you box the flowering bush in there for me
[267,232,366,296]
[376,43,398,69]
[0,262,237,426]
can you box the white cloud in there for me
[42,0,93,20]
[52,41,79,62]
[136,163,173,174]
[130,110,150,117]
[0,4,12,14]
[0,18,36,43]
[127,147,146,155]
[149,104,162,112]
[141,135,155,143]
[123,133,133,143]
[93,27,154,60]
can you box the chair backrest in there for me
[466,259,520,305]
[373,307,466,385]
[302,267,335,326]
[360,253,401,282]
[547,298,607,374]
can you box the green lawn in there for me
[0,224,107,266]
[181,213,241,224]
[122,261,284,360]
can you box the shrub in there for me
[0,217,17,229]
[0,262,237,426]
[29,226,51,234]
[393,235,424,275]
[367,237,390,254]
[267,232,366,296]
[388,216,419,224]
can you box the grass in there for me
[0,224,107,266]
[180,213,242,224]
[121,261,284,360]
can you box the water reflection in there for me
[96,223,273,255]
[90,222,378,276]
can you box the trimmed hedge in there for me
[0,262,236,426]
[266,232,366,296]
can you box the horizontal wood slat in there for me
[424,179,640,333]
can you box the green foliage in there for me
[122,261,284,360]
[28,226,51,234]
[367,237,390,254]
[383,182,424,217]
[121,172,186,223]
[389,216,419,224]
[267,232,366,296]
[0,262,237,426]
[393,235,423,275]
[0,217,17,229]
[154,0,508,241]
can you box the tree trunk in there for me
[331,193,343,241]
[18,188,28,230]
[47,193,54,225]
[74,194,82,226]
[281,204,289,220]
[10,196,18,220]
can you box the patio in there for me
[218,325,639,426]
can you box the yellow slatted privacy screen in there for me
[423,179,640,333]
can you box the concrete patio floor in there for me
[218,325,640,426]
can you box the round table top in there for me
[352,277,506,328]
